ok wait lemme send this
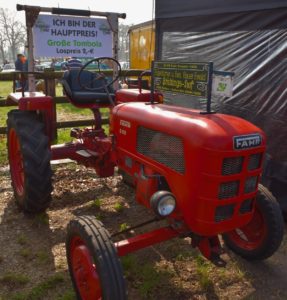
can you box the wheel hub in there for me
[71,242,102,300]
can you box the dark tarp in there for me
[155,1,287,211]
[156,0,287,18]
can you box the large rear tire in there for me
[222,184,284,260]
[66,216,127,300]
[7,110,52,213]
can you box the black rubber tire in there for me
[222,184,284,260]
[66,215,127,300]
[7,110,52,213]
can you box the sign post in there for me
[153,61,213,113]
[153,61,234,113]
[16,4,126,92]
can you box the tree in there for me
[118,23,130,62]
[0,31,7,63]
[0,8,26,62]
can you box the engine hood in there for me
[112,102,265,152]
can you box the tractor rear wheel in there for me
[222,184,284,260]
[7,110,52,213]
[66,216,127,300]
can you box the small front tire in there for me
[66,216,127,300]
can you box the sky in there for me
[1,0,154,25]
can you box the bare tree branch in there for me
[0,8,26,62]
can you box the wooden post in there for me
[44,68,57,141]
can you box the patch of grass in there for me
[195,255,213,291]
[121,254,138,275]
[138,264,168,297]
[9,273,65,300]
[0,272,30,287]
[32,213,49,226]
[18,248,33,260]
[0,81,14,99]
[8,292,27,300]
[121,255,172,298]
[119,223,128,232]
[95,213,103,220]
[57,103,92,117]
[114,201,123,212]
[175,249,197,261]
[197,266,213,290]
[56,128,72,144]
[0,135,8,165]
[36,251,50,265]
[17,233,28,245]
[0,107,12,127]
[89,198,102,209]
[56,288,76,300]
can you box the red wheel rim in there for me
[9,128,25,196]
[70,236,102,300]
[226,203,267,251]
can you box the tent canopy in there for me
[156,0,287,18]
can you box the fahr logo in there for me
[233,134,262,150]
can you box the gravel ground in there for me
[0,163,287,300]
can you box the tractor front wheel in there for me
[7,110,52,213]
[222,184,284,260]
[66,216,127,300]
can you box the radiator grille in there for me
[222,156,243,175]
[219,181,239,199]
[137,126,185,174]
[248,153,262,171]
[215,204,235,222]
[245,176,258,193]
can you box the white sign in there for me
[212,72,234,97]
[33,14,112,58]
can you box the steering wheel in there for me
[77,57,121,91]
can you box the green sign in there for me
[154,61,211,97]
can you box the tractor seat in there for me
[61,69,115,106]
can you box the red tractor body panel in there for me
[115,89,163,104]
[8,92,56,143]
[112,102,266,236]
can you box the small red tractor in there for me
[7,57,284,300]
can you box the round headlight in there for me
[150,191,176,217]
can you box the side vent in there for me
[215,204,235,222]
[219,181,239,199]
[222,157,243,175]
[137,126,185,174]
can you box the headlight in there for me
[150,191,176,217]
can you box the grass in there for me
[89,198,102,209]
[114,201,124,212]
[121,254,173,298]
[119,223,128,232]
[17,234,28,246]
[57,103,92,116]
[7,273,66,300]
[32,213,49,226]
[56,289,76,300]
[195,255,213,290]
[0,82,13,165]
[0,272,30,287]
[0,81,13,97]
[36,251,50,265]
[18,248,33,260]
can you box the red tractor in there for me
[7,57,284,300]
